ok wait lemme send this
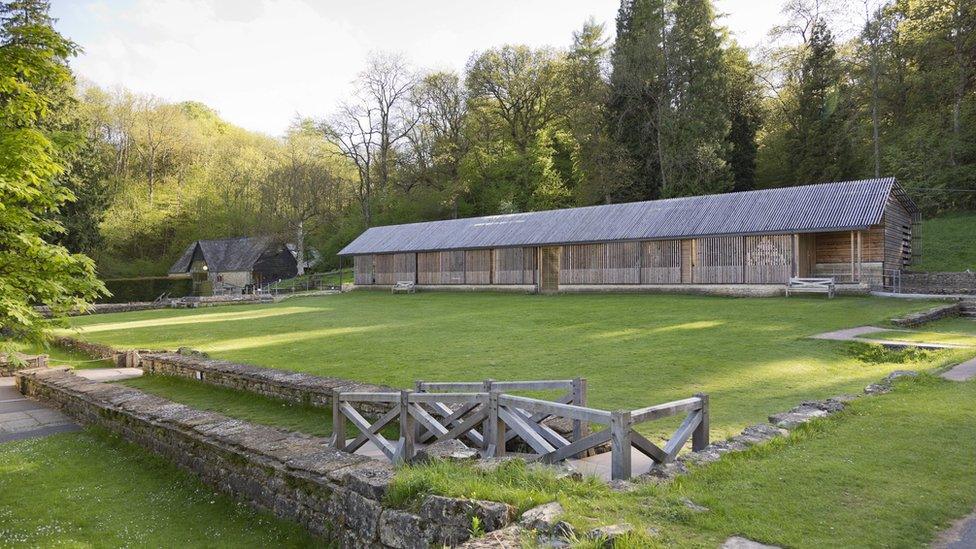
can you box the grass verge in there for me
[0,427,318,547]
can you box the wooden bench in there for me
[392,281,416,294]
[786,277,835,298]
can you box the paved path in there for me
[811,326,972,349]
[0,377,79,443]
[931,509,976,548]
[74,367,143,382]
[941,358,976,382]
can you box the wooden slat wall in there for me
[373,254,395,285]
[814,231,885,263]
[695,236,744,283]
[744,235,792,283]
[641,240,681,283]
[417,251,465,284]
[393,253,416,283]
[681,240,693,283]
[493,247,536,284]
[354,255,373,285]
[465,250,492,285]
[883,197,913,270]
[560,242,639,284]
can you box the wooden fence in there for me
[332,378,708,481]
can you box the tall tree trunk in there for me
[294,220,305,276]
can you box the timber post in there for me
[692,393,709,452]
[571,377,589,448]
[332,390,345,451]
[486,390,505,458]
[610,410,632,481]
[397,390,415,464]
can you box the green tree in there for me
[785,19,860,183]
[0,0,105,345]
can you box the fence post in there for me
[332,390,345,451]
[413,380,424,442]
[692,393,709,452]
[486,390,505,458]
[397,390,415,464]
[571,377,588,443]
[610,410,632,481]
[482,379,494,452]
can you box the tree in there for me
[785,19,859,183]
[260,124,342,276]
[322,53,417,227]
[0,0,105,345]
[723,42,764,191]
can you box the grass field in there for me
[390,375,976,548]
[58,292,973,442]
[0,428,316,547]
[912,212,976,272]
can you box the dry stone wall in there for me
[15,368,515,548]
[139,351,395,415]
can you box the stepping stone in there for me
[941,358,976,382]
[721,536,781,549]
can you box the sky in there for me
[52,0,787,136]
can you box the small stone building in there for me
[168,236,298,295]
[339,178,920,293]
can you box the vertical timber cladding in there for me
[393,253,417,283]
[417,251,465,284]
[743,235,793,283]
[353,255,374,285]
[540,246,561,291]
[694,236,745,283]
[493,247,536,284]
[641,240,682,283]
[372,253,395,285]
[883,196,913,269]
[560,242,639,284]
[464,250,492,285]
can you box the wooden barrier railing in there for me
[332,380,708,480]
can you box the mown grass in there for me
[912,212,976,272]
[57,292,973,443]
[0,427,318,547]
[389,375,976,548]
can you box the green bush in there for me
[101,277,193,303]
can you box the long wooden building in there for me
[339,178,919,292]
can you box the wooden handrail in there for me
[332,382,708,481]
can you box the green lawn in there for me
[390,375,976,548]
[912,212,976,272]
[0,428,317,547]
[58,292,973,442]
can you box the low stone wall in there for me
[138,351,396,415]
[37,294,279,318]
[0,353,48,376]
[890,303,962,327]
[900,271,976,295]
[15,368,515,547]
[51,336,118,360]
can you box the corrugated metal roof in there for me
[169,236,275,273]
[339,178,914,255]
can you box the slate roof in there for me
[339,178,918,256]
[169,236,275,274]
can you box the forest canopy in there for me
[54,0,975,278]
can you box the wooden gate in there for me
[539,246,560,292]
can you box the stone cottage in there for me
[168,236,298,295]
